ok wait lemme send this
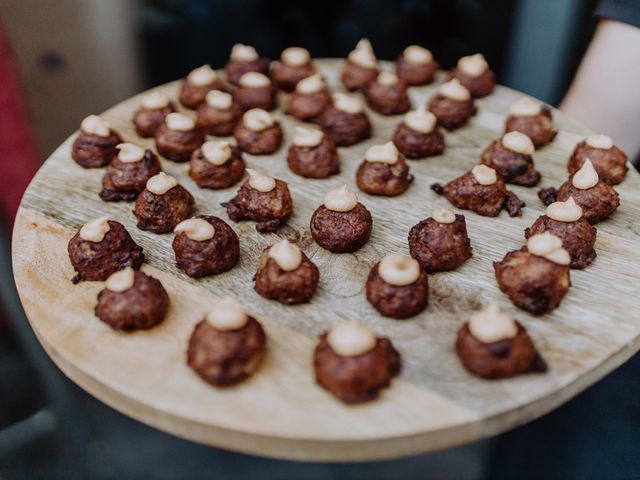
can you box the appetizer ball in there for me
[428,79,476,130]
[355,142,413,196]
[134,172,194,234]
[395,45,439,86]
[316,93,371,147]
[100,143,162,202]
[568,134,628,185]
[179,64,222,109]
[310,185,373,253]
[271,47,315,92]
[314,320,401,403]
[525,197,597,269]
[363,71,411,116]
[538,159,620,224]
[431,165,525,217]
[233,72,276,111]
[187,297,266,387]
[287,127,339,179]
[95,268,169,331]
[172,216,240,278]
[494,232,571,315]
[224,43,271,86]
[254,239,320,304]
[392,109,445,159]
[68,217,143,283]
[408,208,472,272]
[504,97,556,148]
[189,140,245,190]
[480,131,541,186]
[155,112,204,163]
[71,115,122,168]
[448,53,495,98]
[132,91,176,138]
[341,39,379,91]
[196,90,243,136]
[365,254,429,319]
[224,169,293,233]
[286,73,332,122]
[456,304,547,379]
[233,109,283,155]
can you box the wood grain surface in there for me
[12,59,640,462]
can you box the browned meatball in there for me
[68,220,143,283]
[525,215,597,269]
[408,214,472,272]
[233,83,277,112]
[431,171,525,217]
[341,60,378,91]
[505,107,556,148]
[224,57,271,86]
[316,105,371,147]
[95,270,169,331]
[172,216,240,278]
[395,55,439,86]
[314,334,400,403]
[456,322,547,379]
[428,95,476,130]
[254,248,320,304]
[134,184,195,234]
[365,263,429,319]
[538,181,620,225]
[480,139,541,187]
[271,61,315,92]
[189,144,245,189]
[286,89,332,122]
[196,101,243,137]
[71,130,122,169]
[392,122,445,159]
[233,121,283,155]
[568,141,628,185]
[132,103,175,138]
[287,136,339,179]
[310,204,373,253]
[363,76,411,115]
[100,149,162,202]
[224,179,293,233]
[355,155,413,196]
[155,124,205,163]
[448,67,495,98]
[187,317,266,387]
[494,248,571,315]
[179,79,223,110]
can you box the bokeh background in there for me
[0,1,638,479]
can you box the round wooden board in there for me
[12,59,640,462]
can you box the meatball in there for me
[408,213,472,272]
[254,245,320,304]
[271,47,315,92]
[525,215,597,269]
[365,262,429,319]
[505,106,556,148]
[72,129,122,169]
[68,220,143,283]
[480,138,541,187]
[189,142,245,190]
[155,121,205,163]
[286,73,332,121]
[224,178,293,233]
[100,148,162,202]
[196,94,243,137]
[395,47,439,86]
[187,316,266,387]
[233,73,277,111]
[363,72,411,116]
[95,269,169,331]
[341,60,378,92]
[539,181,620,225]
[287,135,340,179]
[355,154,413,196]
[568,140,628,185]
[178,68,223,109]
[310,203,373,253]
[494,248,571,315]
[431,170,525,217]
[392,122,445,159]
[224,52,271,86]
[172,216,240,278]
[428,94,476,130]
[448,55,495,98]
[316,104,371,147]
[233,114,283,155]
[456,321,547,379]
[132,101,175,138]
[134,182,195,234]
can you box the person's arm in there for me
[560,19,640,160]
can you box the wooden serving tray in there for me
[12,59,640,462]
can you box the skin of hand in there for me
[561,19,640,161]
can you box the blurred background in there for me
[0,1,638,479]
